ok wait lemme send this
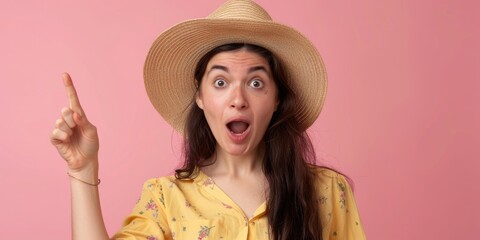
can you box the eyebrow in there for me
[207,65,270,75]
[208,65,228,74]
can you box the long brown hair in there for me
[176,43,323,240]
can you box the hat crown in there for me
[208,0,272,21]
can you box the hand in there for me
[50,73,99,173]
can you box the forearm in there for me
[69,163,109,240]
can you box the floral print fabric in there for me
[112,167,366,240]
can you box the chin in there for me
[223,141,262,157]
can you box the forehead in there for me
[206,49,270,69]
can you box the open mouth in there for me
[226,121,250,134]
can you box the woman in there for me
[50,0,366,239]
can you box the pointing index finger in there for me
[62,73,85,116]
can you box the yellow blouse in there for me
[112,167,366,240]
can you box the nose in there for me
[230,85,248,109]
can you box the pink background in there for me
[1,0,478,238]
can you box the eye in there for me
[249,79,264,89]
[214,79,227,88]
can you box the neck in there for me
[204,144,264,178]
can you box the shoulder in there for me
[309,166,355,209]
[142,175,177,185]
[140,173,201,195]
[310,166,366,239]
[310,166,351,189]
[310,165,342,177]
[141,175,175,188]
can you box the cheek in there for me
[203,93,222,109]
[198,87,217,110]
[254,102,277,126]
[259,90,278,112]
[201,96,225,123]
[200,87,231,110]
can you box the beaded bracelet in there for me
[67,172,101,186]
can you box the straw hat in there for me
[144,0,327,132]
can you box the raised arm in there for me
[50,73,109,240]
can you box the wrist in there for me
[68,160,99,184]
[68,172,101,186]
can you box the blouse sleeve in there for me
[112,179,170,240]
[319,170,367,240]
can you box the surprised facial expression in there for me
[196,49,279,158]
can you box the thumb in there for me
[73,111,97,137]
[73,111,88,127]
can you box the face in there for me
[196,49,279,158]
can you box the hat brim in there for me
[144,18,327,133]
